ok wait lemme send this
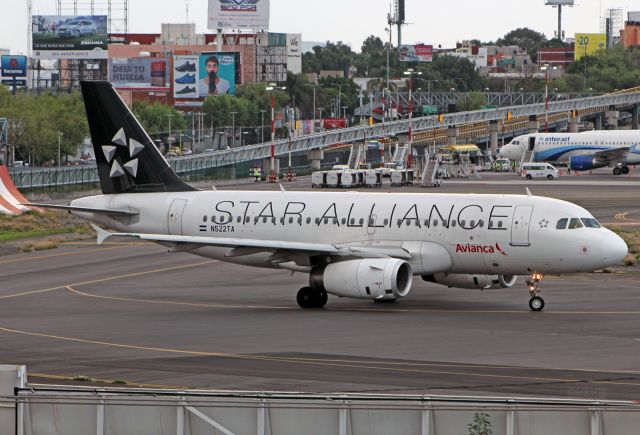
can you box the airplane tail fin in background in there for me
[80,81,196,194]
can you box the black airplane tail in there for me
[80,80,196,194]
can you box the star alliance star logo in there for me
[101,128,143,179]
[538,219,549,229]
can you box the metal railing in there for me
[4,385,640,435]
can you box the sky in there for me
[1,0,639,55]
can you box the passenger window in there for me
[245,216,250,223]
[236,216,241,223]
[289,217,294,224]
[556,218,568,229]
[581,218,601,228]
[341,218,347,225]
[263,217,268,223]
[568,218,583,229]
[254,217,259,223]
[478,220,484,228]
[203,216,208,222]
[433,220,438,227]
[383,219,389,225]
[359,218,364,225]
[452,220,457,227]
[306,217,311,224]
[315,218,320,225]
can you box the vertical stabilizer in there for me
[80,81,196,194]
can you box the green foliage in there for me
[302,41,356,75]
[497,27,547,60]
[459,91,486,111]
[202,94,257,128]
[467,412,493,435]
[0,90,88,164]
[566,46,640,92]
[131,102,186,135]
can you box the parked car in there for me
[57,20,97,38]
[521,163,559,180]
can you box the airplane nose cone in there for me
[601,232,628,267]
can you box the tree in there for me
[459,91,486,111]
[132,102,186,135]
[302,41,356,75]
[467,412,493,435]
[497,27,547,60]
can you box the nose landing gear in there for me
[526,273,545,312]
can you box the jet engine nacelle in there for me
[423,273,517,290]
[311,259,413,300]
[568,155,607,171]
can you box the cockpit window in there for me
[581,218,601,228]
[556,218,568,229]
[568,218,584,229]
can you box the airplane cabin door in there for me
[168,199,188,235]
[511,205,533,246]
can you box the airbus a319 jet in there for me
[32,82,629,311]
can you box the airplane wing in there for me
[592,147,630,163]
[92,225,412,262]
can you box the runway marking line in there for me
[28,372,184,390]
[2,326,640,388]
[62,285,640,315]
[0,260,217,300]
[0,245,134,265]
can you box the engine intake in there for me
[311,259,413,300]
[423,273,517,289]
[568,155,607,171]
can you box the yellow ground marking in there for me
[64,284,640,315]
[0,245,133,265]
[66,285,293,310]
[0,260,217,300]
[2,326,640,387]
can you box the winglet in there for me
[526,187,532,197]
[92,224,113,245]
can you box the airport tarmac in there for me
[2,172,640,400]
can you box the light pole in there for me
[266,83,286,182]
[403,68,422,169]
[318,108,324,132]
[342,106,348,126]
[541,64,557,132]
[230,111,238,149]
[165,113,173,147]
[305,83,318,133]
[425,80,438,107]
[57,131,63,167]
[259,109,266,143]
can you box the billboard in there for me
[1,56,27,77]
[197,53,236,97]
[399,44,433,62]
[32,15,108,59]
[574,33,606,60]
[173,55,200,99]
[109,58,170,90]
[208,0,270,30]
[545,0,574,5]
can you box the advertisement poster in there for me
[198,53,236,97]
[1,56,27,77]
[574,33,606,60]
[32,15,108,59]
[173,55,200,99]
[208,0,270,30]
[109,58,170,90]
[399,44,433,62]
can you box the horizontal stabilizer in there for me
[25,203,139,217]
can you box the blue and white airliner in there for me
[499,130,640,175]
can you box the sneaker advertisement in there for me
[173,56,200,99]
[197,53,236,97]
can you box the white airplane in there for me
[499,130,640,175]
[33,82,628,312]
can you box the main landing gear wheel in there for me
[613,167,622,176]
[621,166,630,175]
[526,273,545,312]
[529,295,545,312]
[296,287,327,309]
